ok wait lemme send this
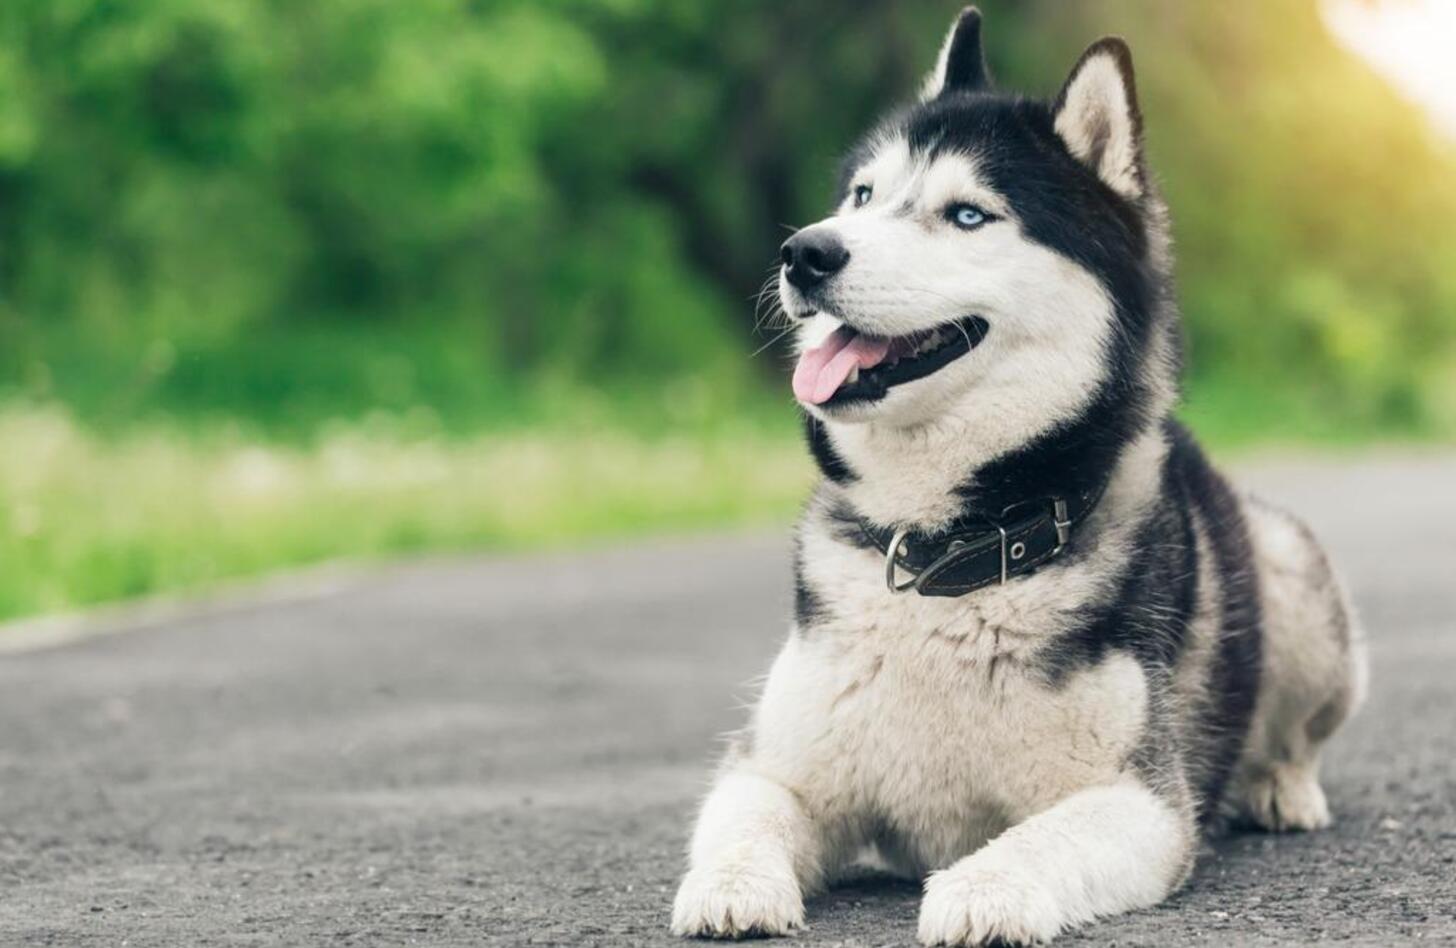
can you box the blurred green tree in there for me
[0,0,1450,439]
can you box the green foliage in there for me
[1,0,1452,437]
[0,0,757,427]
[1082,0,1456,436]
[0,1,1454,620]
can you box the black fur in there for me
[1033,452,1199,688]
[800,30,1261,826]
[810,69,1171,510]
[910,90,1159,518]
[1053,38,1146,194]
[821,492,876,549]
[935,7,992,95]
[803,412,855,483]
[1167,422,1264,818]
[792,534,826,629]
[1033,420,1263,824]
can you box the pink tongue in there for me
[792,327,892,405]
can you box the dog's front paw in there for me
[670,859,804,939]
[917,863,1062,946]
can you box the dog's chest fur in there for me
[749,498,1153,873]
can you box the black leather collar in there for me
[859,479,1109,597]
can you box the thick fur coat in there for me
[671,10,1367,945]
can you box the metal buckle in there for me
[1052,497,1071,552]
[996,524,1009,584]
[887,527,1001,594]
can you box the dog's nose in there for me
[781,231,849,290]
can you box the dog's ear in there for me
[922,7,990,100]
[1053,38,1145,200]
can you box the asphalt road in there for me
[1,455,1453,947]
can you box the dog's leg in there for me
[1233,498,1366,832]
[670,768,823,939]
[917,779,1194,946]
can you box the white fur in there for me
[918,781,1191,945]
[670,406,1366,946]
[675,31,1362,947]
[671,772,815,937]
[671,431,1198,945]
[920,20,957,100]
[1231,497,1368,831]
[1054,51,1143,199]
[784,144,1116,513]
[687,130,1197,939]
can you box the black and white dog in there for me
[672,9,1367,945]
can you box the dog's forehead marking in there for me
[918,151,1011,218]
[847,136,1010,219]
[849,136,914,199]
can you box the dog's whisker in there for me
[749,324,796,358]
[752,275,785,332]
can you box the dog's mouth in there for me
[792,315,990,407]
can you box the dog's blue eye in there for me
[948,204,989,229]
[853,184,873,208]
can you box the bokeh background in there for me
[1,0,1453,622]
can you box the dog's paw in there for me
[1244,764,1331,832]
[917,863,1062,946]
[670,859,804,939]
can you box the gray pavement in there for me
[1,454,1453,946]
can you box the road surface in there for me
[1,455,1453,946]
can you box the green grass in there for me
[0,403,812,623]
[1,373,1447,626]
[1,322,825,624]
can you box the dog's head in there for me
[781,9,1174,439]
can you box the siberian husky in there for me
[671,8,1367,946]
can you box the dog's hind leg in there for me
[1231,497,1368,832]
[670,763,826,939]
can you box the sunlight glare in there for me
[1323,0,1456,140]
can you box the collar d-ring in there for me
[884,526,918,593]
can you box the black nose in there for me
[781,231,849,290]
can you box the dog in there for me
[670,8,1368,946]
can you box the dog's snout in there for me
[781,231,849,291]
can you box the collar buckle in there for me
[1052,497,1072,552]
[873,484,1103,598]
[885,524,1007,595]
